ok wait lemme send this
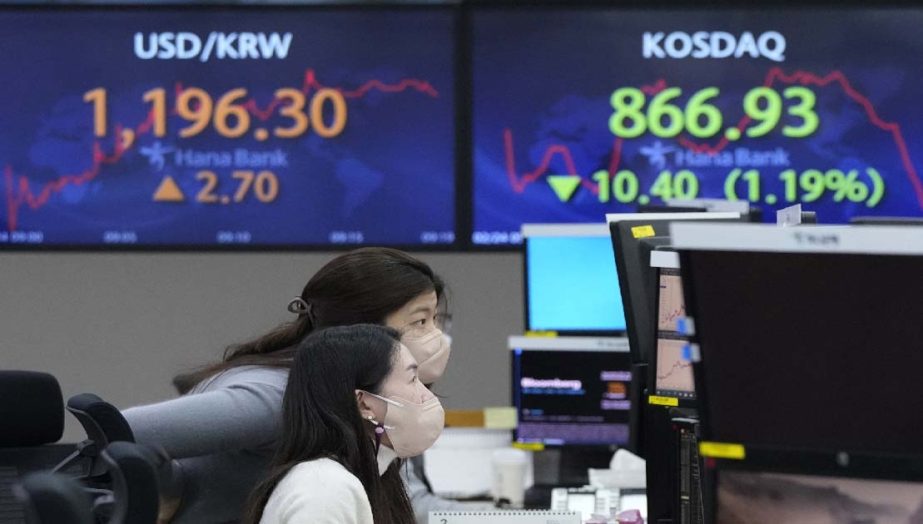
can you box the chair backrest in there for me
[0,371,63,448]
[102,442,160,524]
[0,445,85,522]
[13,471,94,524]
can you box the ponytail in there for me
[171,247,443,394]
[172,316,311,394]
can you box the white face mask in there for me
[375,443,398,476]
[402,329,452,384]
[364,391,445,458]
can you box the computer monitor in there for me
[650,250,695,401]
[714,469,923,524]
[509,336,632,447]
[673,223,923,458]
[607,212,740,364]
[522,224,626,334]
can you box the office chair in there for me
[55,393,136,477]
[0,371,71,522]
[13,471,95,524]
[102,442,161,524]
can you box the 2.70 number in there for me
[196,170,279,204]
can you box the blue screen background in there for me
[0,8,455,247]
[526,235,626,332]
[473,8,923,244]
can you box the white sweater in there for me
[260,458,374,524]
[124,365,459,523]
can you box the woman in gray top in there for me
[123,247,459,523]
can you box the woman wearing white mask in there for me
[122,248,455,523]
[245,324,444,524]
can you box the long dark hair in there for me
[173,247,444,393]
[243,325,414,524]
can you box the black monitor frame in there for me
[674,226,923,464]
[611,224,672,365]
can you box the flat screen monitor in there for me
[0,6,456,248]
[715,470,923,524]
[609,212,739,363]
[509,336,632,447]
[674,223,923,457]
[523,224,626,334]
[471,6,923,246]
[651,250,695,400]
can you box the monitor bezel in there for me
[670,223,923,255]
[678,225,923,461]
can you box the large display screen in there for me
[0,8,456,247]
[472,8,923,245]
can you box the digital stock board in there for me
[2,5,923,249]
[472,8,923,245]
[0,7,456,247]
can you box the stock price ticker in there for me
[0,8,456,247]
[471,8,923,245]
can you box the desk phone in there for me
[550,487,618,517]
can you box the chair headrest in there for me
[0,371,63,447]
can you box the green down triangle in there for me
[547,175,582,202]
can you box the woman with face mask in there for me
[245,324,443,524]
[122,248,456,523]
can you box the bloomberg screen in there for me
[472,8,923,245]
[0,7,455,247]
[513,348,632,446]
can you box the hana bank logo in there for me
[134,32,293,62]
[643,31,786,62]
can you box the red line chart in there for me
[656,358,693,382]
[502,67,923,209]
[660,308,686,327]
[4,69,439,231]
